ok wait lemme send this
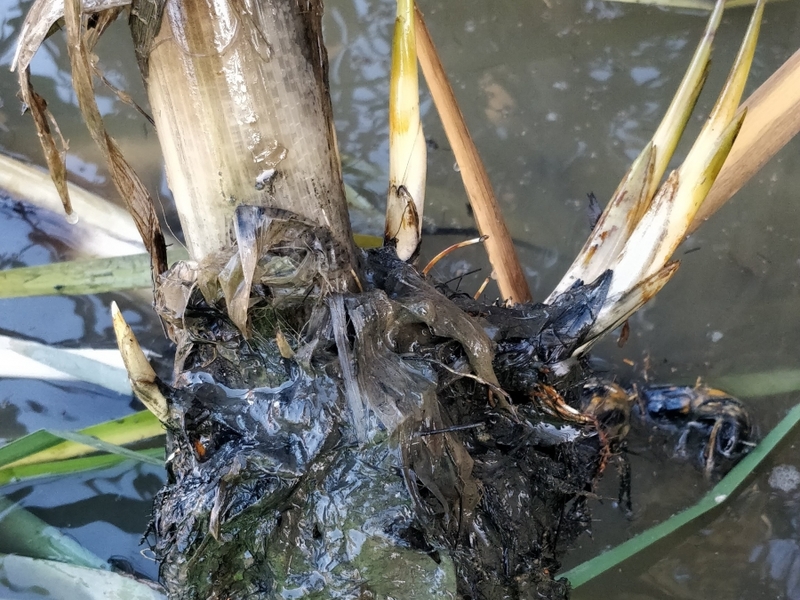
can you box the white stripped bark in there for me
[145,0,356,282]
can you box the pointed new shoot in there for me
[549,143,655,299]
[110,301,170,423]
[606,0,761,298]
[550,0,724,300]
[385,0,427,261]
[646,0,724,197]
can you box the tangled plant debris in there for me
[126,207,751,599]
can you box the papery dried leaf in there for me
[63,0,167,277]
[83,5,122,49]
[19,69,72,216]
[229,206,264,335]
[129,0,167,78]
[93,66,155,125]
[12,0,131,74]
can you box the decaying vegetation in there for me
[9,0,799,597]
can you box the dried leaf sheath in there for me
[415,6,532,304]
[13,0,167,276]
[63,0,167,276]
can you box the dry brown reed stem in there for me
[690,48,800,234]
[414,6,532,305]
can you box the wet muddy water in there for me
[1,0,800,597]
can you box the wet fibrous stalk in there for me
[13,0,764,596]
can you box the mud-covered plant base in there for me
[146,207,618,599]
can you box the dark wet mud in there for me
[147,208,751,599]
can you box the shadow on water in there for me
[0,0,799,597]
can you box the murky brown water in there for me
[1,0,799,597]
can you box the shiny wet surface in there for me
[1,0,800,597]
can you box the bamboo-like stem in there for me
[146,0,355,283]
[689,48,800,234]
[414,6,532,305]
[385,0,427,261]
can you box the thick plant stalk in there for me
[145,0,356,278]
[414,6,532,304]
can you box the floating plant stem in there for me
[414,6,532,304]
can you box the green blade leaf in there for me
[0,248,189,298]
[0,448,164,486]
[0,410,163,469]
[47,430,164,466]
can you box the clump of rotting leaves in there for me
[146,205,616,599]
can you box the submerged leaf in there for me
[560,399,800,588]
[0,334,130,394]
[0,495,110,570]
[0,249,189,298]
[0,554,165,599]
[0,447,163,486]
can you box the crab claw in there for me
[111,301,170,424]
[385,0,427,261]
